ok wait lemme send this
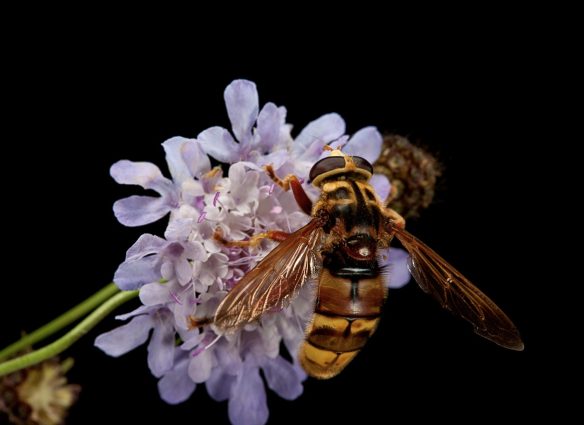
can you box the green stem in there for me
[0,289,138,377]
[0,283,120,362]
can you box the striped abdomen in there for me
[298,268,386,379]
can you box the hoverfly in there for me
[199,149,523,379]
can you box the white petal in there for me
[197,127,240,163]
[293,113,346,153]
[94,315,153,356]
[343,126,383,163]
[224,79,259,146]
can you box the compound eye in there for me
[351,156,373,175]
[309,156,346,182]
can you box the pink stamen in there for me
[213,191,220,207]
[197,211,207,223]
[269,183,275,195]
[169,290,182,305]
[191,333,221,357]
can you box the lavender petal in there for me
[228,362,268,425]
[256,102,281,151]
[293,113,346,153]
[94,315,153,356]
[343,126,383,163]
[125,234,167,260]
[370,174,391,202]
[110,160,165,188]
[187,348,213,383]
[113,195,171,227]
[380,247,411,289]
[114,254,162,291]
[182,140,211,177]
[163,136,196,184]
[224,79,259,147]
[139,282,169,306]
[206,368,236,402]
[262,356,303,400]
[147,310,176,377]
[158,354,196,404]
[197,126,240,163]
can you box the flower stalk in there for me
[0,288,138,377]
[0,283,120,363]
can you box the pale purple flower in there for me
[96,79,411,425]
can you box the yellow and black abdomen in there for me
[299,268,386,379]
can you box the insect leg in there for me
[381,206,406,230]
[214,227,290,247]
[264,164,313,215]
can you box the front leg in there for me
[263,164,313,215]
[214,227,290,248]
[382,206,406,230]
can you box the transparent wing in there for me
[214,220,324,332]
[393,226,524,351]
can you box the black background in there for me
[1,30,550,424]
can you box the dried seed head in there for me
[0,357,80,425]
[374,134,442,218]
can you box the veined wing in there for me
[214,219,324,332]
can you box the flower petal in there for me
[139,282,169,306]
[197,127,240,163]
[148,310,176,377]
[115,305,153,321]
[113,196,172,227]
[293,113,346,153]
[228,362,268,425]
[188,348,213,383]
[182,140,211,177]
[163,136,195,184]
[126,234,167,260]
[369,174,391,202]
[158,355,196,404]
[262,356,303,400]
[110,160,165,189]
[114,254,162,291]
[343,126,383,163]
[224,79,259,146]
[206,369,236,402]
[380,247,411,288]
[94,315,153,356]
[164,218,193,242]
[256,102,281,152]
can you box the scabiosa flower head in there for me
[95,79,411,425]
